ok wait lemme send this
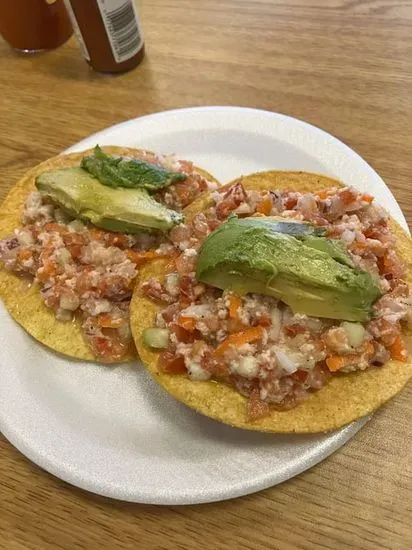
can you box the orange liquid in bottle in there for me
[0,0,73,52]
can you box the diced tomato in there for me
[360,193,374,204]
[95,313,124,329]
[292,369,308,383]
[170,323,196,344]
[177,315,197,332]
[387,335,408,362]
[158,351,187,374]
[228,293,242,319]
[247,387,270,421]
[284,197,297,209]
[339,188,358,205]
[91,336,128,363]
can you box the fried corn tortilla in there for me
[131,171,412,433]
[0,146,217,362]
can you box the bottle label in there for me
[96,0,143,63]
[63,0,91,61]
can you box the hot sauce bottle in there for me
[64,0,145,73]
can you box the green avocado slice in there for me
[80,145,187,191]
[196,217,382,322]
[35,167,183,234]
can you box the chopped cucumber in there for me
[143,328,170,349]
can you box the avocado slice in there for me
[81,145,187,191]
[196,217,382,322]
[35,167,183,234]
[302,236,354,268]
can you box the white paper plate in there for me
[0,107,407,505]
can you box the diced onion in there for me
[230,356,259,379]
[269,308,282,341]
[17,230,34,246]
[187,361,211,381]
[55,248,71,266]
[164,273,180,296]
[180,304,211,318]
[59,294,80,311]
[117,323,132,340]
[341,229,355,244]
[342,322,365,349]
[68,219,85,232]
[275,349,297,374]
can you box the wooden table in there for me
[1,1,411,548]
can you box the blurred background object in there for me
[64,0,145,73]
[0,0,73,52]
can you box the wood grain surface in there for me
[1,1,411,548]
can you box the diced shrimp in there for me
[216,183,247,219]
[192,213,211,239]
[324,327,352,354]
[172,180,198,207]
[178,159,194,174]
[141,279,174,303]
[169,224,192,248]
[160,302,181,323]
[367,317,401,346]
[175,250,197,275]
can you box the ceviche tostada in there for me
[132,171,412,433]
[0,146,218,363]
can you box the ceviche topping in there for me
[0,149,218,362]
[142,183,411,419]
